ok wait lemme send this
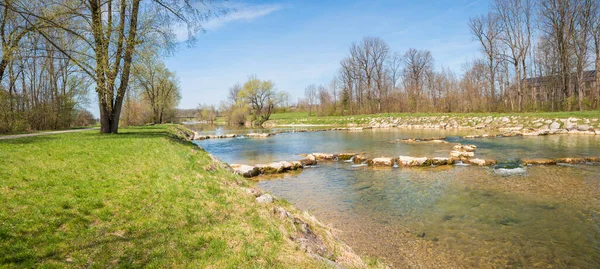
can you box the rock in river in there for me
[467,158,497,166]
[398,156,431,167]
[371,157,394,167]
[312,153,335,161]
[230,164,260,178]
[430,157,455,165]
[450,151,475,158]
[521,159,557,165]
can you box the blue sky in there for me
[164,0,490,110]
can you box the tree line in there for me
[302,0,600,116]
[0,0,220,134]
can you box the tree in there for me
[133,53,181,124]
[493,0,534,112]
[402,48,434,112]
[304,84,317,116]
[3,0,223,133]
[469,12,502,109]
[238,75,279,124]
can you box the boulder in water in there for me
[398,156,431,167]
[467,158,497,166]
[353,155,368,164]
[337,153,356,161]
[371,157,394,167]
[453,144,477,152]
[450,151,475,158]
[300,154,318,166]
[247,133,274,138]
[312,153,335,161]
[230,164,260,178]
[431,157,455,165]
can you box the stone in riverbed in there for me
[312,153,335,161]
[371,157,394,167]
[521,158,557,165]
[430,157,455,165]
[550,122,561,130]
[467,158,497,166]
[453,144,477,152]
[300,154,317,166]
[230,164,260,178]
[555,157,587,164]
[450,151,475,158]
[398,156,431,167]
[586,157,600,163]
[353,155,368,164]
[337,153,356,161]
[247,133,274,138]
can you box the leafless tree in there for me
[493,0,534,112]
[470,12,502,109]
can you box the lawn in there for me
[0,125,350,268]
[267,111,600,125]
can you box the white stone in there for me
[450,151,475,158]
[256,194,274,204]
[372,157,394,167]
[398,156,430,166]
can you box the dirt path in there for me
[0,128,99,140]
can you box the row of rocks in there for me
[193,133,238,140]
[267,115,600,137]
[192,132,277,140]
[230,154,319,178]
[522,157,600,165]
[310,151,498,167]
[397,137,448,144]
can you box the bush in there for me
[72,109,96,127]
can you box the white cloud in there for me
[174,3,282,41]
[203,3,282,31]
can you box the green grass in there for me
[0,125,345,268]
[267,111,600,125]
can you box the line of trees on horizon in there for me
[301,0,600,116]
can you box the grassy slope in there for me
[0,125,338,268]
[268,111,600,125]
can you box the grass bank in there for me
[267,111,600,126]
[0,125,376,268]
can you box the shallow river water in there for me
[193,125,600,268]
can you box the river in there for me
[192,125,600,268]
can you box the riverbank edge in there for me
[172,125,387,269]
[263,114,600,136]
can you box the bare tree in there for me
[469,12,502,110]
[494,0,534,112]
[402,48,434,112]
[304,84,317,116]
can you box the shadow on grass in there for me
[0,136,58,145]
[1,231,158,267]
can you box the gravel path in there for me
[0,128,99,140]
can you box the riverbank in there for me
[264,111,600,136]
[0,125,383,268]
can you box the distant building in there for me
[524,70,597,93]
